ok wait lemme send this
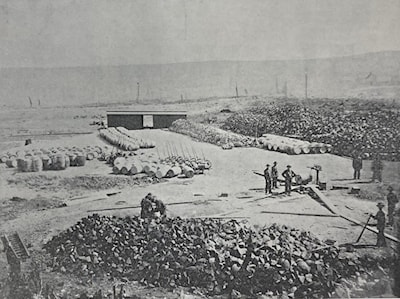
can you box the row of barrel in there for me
[1,145,110,172]
[112,157,196,179]
[99,127,155,151]
[258,134,332,155]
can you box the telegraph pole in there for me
[305,72,308,100]
[235,82,239,98]
[136,82,140,102]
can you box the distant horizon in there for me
[1,50,400,70]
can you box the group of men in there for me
[352,153,384,182]
[372,186,399,247]
[140,193,167,221]
[264,162,296,195]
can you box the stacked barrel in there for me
[110,154,211,179]
[99,127,155,151]
[258,134,332,155]
[1,145,109,172]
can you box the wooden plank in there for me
[339,214,399,243]
[87,199,223,213]
[309,186,339,214]
[260,211,339,217]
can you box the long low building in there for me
[106,110,187,130]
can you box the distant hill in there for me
[1,51,400,107]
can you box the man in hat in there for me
[282,165,296,195]
[263,164,272,194]
[140,193,153,219]
[150,196,167,221]
[271,161,279,189]
[352,154,363,180]
[371,202,387,247]
[387,186,398,226]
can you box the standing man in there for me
[140,193,153,219]
[387,186,399,226]
[371,202,387,247]
[372,154,383,182]
[271,161,278,189]
[151,196,167,221]
[352,155,363,180]
[282,165,296,195]
[264,164,272,194]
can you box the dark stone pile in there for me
[222,103,400,160]
[45,214,366,298]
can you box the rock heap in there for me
[45,214,367,298]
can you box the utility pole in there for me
[235,82,239,98]
[305,72,308,100]
[136,82,140,102]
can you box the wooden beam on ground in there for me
[308,186,339,214]
[260,211,340,217]
[339,214,399,243]
[87,199,223,213]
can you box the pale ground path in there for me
[0,129,385,250]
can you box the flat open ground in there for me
[1,99,399,297]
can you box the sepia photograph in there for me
[1,0,400,298]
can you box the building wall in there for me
[107,114,143,129]
[107,113,186,129]
[153,114,186,129]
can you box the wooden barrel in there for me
[18,158,32,172]
[6,159,17,168]
[293,147,302,155]
[86,152,95,160]
[155,165,170,179]
[182,165,194,178]
[144,164,157,176]
[65,155,70,168]
[32,157,43,172]
[166,166,182,178]
[272,144,279,151]
[319,144,327,154]
[41,155,52,170]
[129,162,144,175]
[301,146,311,154]
[75,155,86,167]
[120,160,131,175]
[52,154,66,170]
[1,155,9,163]
[67,153,77,166]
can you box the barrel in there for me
[6,159,17,168]
[272,144,279,151]
[65,155,70,168]
[301,146,311,154]
[155,165,170,179]
[1,155,9,163]
[68,153,77,166]
[86,152,95,160]
[41,155,52,170]
[129,162,144,175]
[52,154,66,170]
[166,166,182,178]
[120,160,131,175]
[182,165,194,178]
[143,164,157,176]
[319,145,327,154]
[293,147,302,155]
[31,157,43,172]
[75,155,86,167]
[18,158,32,172]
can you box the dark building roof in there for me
[106,110,187,115]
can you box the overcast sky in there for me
[1,0,400,68]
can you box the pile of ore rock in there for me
[45,214,367,298]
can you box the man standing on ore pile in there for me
[140,193,154,219]
[282,165,296,195]
[271,161,278,189]
[263,164,272,194]
[387,186,398,226]
[371,202,387,247]
[151,196,167,221]
[352,154,363,180]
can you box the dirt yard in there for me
[0,99,399,298]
